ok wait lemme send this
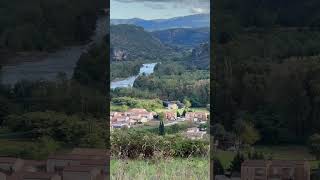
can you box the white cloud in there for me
[191,7,209,14]
[144,2,167,9]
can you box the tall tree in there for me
[159,120,165,136]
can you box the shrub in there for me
[171,135,208,158]
[308,133,320,160]
[111,129,209,159]
[229,152,245,173]
[111,129,163,159]
[29,136,61,160]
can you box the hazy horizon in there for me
[111,0,210,20]
[111,13,209,20]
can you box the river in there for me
[0,15,107,86]
[110,62,157,89]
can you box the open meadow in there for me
[111,158,209,180]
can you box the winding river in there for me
[110,63,157,89]
[0,15,108,86]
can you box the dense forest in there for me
[110,60,210,107]
[110,61,142,81]
[73,36,108,92]
[0,0,106,54]
[215,0,320,29]
[214,0,320,144]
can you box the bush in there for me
[247,150,265,160]
[138,123,191,135]
[308,133,320,160]
[111,129,163,159]
[80,132,106,149]
[111,97,163,111]
[171,135,208,158]
[3,111,105,147]
[29,136,61,160]
[111,129,209,159]
[229,152,245,173]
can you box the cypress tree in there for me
[159,120,165,136]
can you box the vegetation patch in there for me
[111,158,209,180]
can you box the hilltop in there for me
[152,27,209,48]
[110,24,176,61]
[111,14,210,31]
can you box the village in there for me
[110,100,209,139]
[0,148,107,180]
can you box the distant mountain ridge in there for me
[111,14,210,31]
[152,27,209,48]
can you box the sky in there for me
[111,0,210,20]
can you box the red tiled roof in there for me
[128,108,147,112]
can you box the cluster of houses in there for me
[0,148,107,180]
[110,108,155,129]
[163,100,185,109]
[185,111,209,122]
[110,107,209,129]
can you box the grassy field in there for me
[111,158,209,180]
[0,139,35,157]
[214,145,319,169]
[0,138,73,160]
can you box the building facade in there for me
[164,111,177,121]
[185,112,208,122]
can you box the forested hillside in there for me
[73,36,108,92]
[111,14,210,31]
[152,27,209,48]
[216,0,320,29]
[110,24,176,61]
[214,0,320,144]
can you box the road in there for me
[164,119,185,126]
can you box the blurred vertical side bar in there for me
[106,0,111,179]
[210,0,215,179]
